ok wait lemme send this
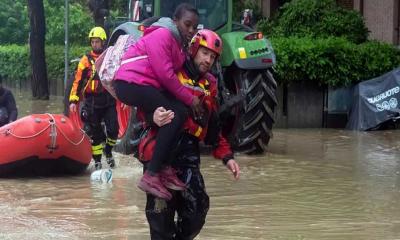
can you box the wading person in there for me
[139,29,240,240]
[0,74,17,127]
[114,3,203,200]
[69,27,119,170]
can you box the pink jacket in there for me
[114,27,194,106]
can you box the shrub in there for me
[0,44,89,91]
[271,37,400,87]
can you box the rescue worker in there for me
[138,29,240,240]
[69,27,119,170]
[0,74,17,127]
[114,3,202,200]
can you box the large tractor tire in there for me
[223,69,277,154]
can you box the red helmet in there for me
[189,29,223,58]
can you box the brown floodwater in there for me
[1,91,399,239]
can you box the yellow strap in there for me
[69,95,80,102]
[194,126,202,137]
[86,57,97,91]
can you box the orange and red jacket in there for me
[69,51,104,103]
[138,69,233,162]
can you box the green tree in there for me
[260,0,369,44]
[28,0,49,100]
[45,0,93,45]
[0,0,29,44]
[0,0,93,45]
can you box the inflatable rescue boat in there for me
[0,113,92,176]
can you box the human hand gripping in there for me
[226,159,240,180]
[153,107,175,127]
[191,96,205,121]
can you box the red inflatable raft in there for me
[0,113,92,176]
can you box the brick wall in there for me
[336,0,354,9]
[362,0,397,44]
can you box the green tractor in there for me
[110,0,277,154]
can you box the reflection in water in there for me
[3,92,400,239]
[13,89,65,117]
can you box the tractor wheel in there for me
[224,69,277,154]
[113,107,145,155]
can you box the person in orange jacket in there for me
[69,27,119,170]
[138,29,240,240]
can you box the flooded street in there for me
[1,93,400,239]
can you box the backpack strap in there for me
[120,55,148,65]
[85,53,96,82]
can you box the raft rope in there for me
[48,113,57,150]
[2,113,88,146]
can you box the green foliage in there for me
[45,1,93,45]
[0,0,29,44]
[233,0,245,21]
[45,45,90,81]
[0,44,89,86]
[0,0,93,45]
[110,0,129,15]
[271,37,400,87]
[0,45,30,81]
[233,0,263,23]
[262,0,369,44]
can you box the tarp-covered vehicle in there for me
[347,68,400,130]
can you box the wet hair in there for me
[173,3,199,20]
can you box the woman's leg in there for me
[115,80,188,174]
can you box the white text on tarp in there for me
[367,86,400,104]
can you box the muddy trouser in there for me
[114,80,188,174]
[81,94,119,160]
[144,133,210,240]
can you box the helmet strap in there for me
[92,48,104,54]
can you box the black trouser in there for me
[145,133,209,240]
[114,80,188,174]
[0,106,8,127]
[81,93,119,160]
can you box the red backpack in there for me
[138,128,157,163]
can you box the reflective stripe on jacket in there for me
[178,71,233,160]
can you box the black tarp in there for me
[346,68,400,130]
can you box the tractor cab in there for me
[128,0,229,32]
